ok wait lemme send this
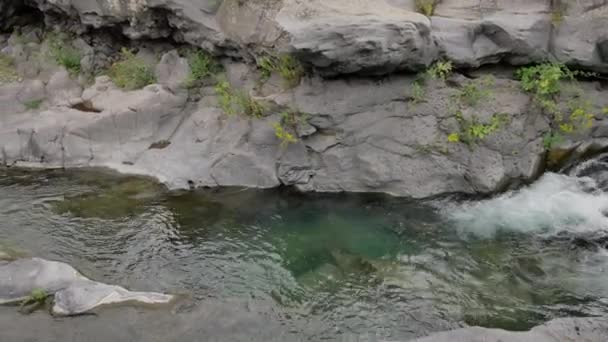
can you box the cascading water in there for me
[444,153,608,238]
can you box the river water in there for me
[2,155,608,341]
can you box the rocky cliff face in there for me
[3,0,607,74]
[1,0,608,198]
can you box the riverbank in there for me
[1,0,608,198]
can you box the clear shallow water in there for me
[1,165,608,340]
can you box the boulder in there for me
[276,0,437,75]
[0,257,174,315]
[12,0,608,75]
[155,49,190,92]
[45,69,83,106]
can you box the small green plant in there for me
[448,112,510,146]
[0,53,19,83]
[273,122,298,147]
[414,0,435,16]
[23,98,44,110]
[543,131,564,149]
[517,63,598,149]
[257,53,304,88]
[237,92,265,118]
[427,60,453,80]
[184,49,221,88]
[517,63,567,99]
[109,48,157,90]
[456,78,494,107]
[447,132,460,143]
[603,107,608,115]
[20,288,48,308]
[559,106,594,133]
[215,80,236,115]
[409,81,426,104]
[214,80,265,117]
[48,34,81,75]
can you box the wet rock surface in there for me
[0,258,174,315]
[412,317,608,342]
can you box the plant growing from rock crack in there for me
[184,49,221,88]
[272,109,306,147]
[109,48,157,90]
[448,111,510,146]
[542,131,564,149]
[48,33,82,76]
[517,63,598,149]
[273,122,298,147]
[414,0,436,16]
[23,98,44,110]
[214,80,265,117]
[257,53,304,88]
[427,60,453,80]
[0,53,19,83]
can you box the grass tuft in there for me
[109,48,157,90]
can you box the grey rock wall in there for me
[2,0,606,75]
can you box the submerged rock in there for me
[0,258,174,315]
[411,316,608,342]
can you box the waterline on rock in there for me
[444,173,608,238]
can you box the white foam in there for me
[444,173,608,238]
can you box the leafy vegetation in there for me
[184,49,221,88]
[272,110,305,147]
[0,53,19,83]
[516,62,598,149]
[109,48,157,90]
[448,112,510,146]
[542,131,564,149]
[214,80,265,117]
[23,98,44,110]
[273,122,298,147]
[414,0,435,16]
[455,76,495,107]
[257,53,304,88]
[48,33,81,75]
[427,60,453,80]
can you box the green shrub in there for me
[273,122,298,147]
[427,60,453,80]
[448,112,510,146]
[0,53,19,83]
[23,99,44,110]
[257,53,304,88]
[109,48,157,90]
[48,34,81,75]
[517,63,598,148]
[214,80,265,117]
[414,0,435,16]
[543,131,564,149]
[184,49,221,88]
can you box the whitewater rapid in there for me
[445,154,608,237]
